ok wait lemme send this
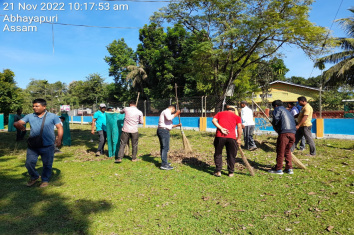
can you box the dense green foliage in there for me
[151,0,328,100]
[0,69,23,116]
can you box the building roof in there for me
[269,80,320,91]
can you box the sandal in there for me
[213,172,221,177]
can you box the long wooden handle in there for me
[237,144,255,176]
[252,100,271,123]
[175,83,182,130]
[136,92,140,106]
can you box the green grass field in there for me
[0,125,353,234]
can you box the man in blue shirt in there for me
[91,103,107,156]
[14,99,63,188]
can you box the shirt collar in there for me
[34,111,47,118]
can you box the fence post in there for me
[316,118,324,138]
[0,113,4,130]
[143,100,146,128]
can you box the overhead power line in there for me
[308,0,344,78]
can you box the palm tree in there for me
[315,8,354,86]
[126,64,147,93]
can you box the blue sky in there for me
[0,0,353,89]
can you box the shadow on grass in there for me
[235,157,271,173]
[141,154,160,168]
[254,140,276,152]
[0,166,112,234]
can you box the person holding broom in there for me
[157,105,181,170]
[212,106,242,177]
[268,100,296,175]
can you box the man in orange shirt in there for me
[291,96,316,156]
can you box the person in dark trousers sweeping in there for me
[157,105,181,170]
[14,99,63,187]
[268,100,296,175]
[212,106,242,177]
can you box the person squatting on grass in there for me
[268,100,296,175]
[291,96,316,156]
[212,106,242,177]
[115,101,144,163]
[14,99,63,188]
[240,101,257,151]
[157,105,181,170]
[92,103,107,156]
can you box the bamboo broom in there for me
[251,100,307,170]
[237,144,255,176]
[175,84,193,153]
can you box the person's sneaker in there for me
[160,165,174,170]
[284,169,294,174]
[95,151,101,156]
[268,169,283,175]
[39,182,49,188]
[26,176,41,187]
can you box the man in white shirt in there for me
[157,105,181,170]
[240,101,257,151]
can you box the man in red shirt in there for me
[212,106,242,177]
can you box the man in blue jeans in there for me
[157,105,181,170]
[14,99,63,188]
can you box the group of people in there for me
[268,96,316,175]
[13,96,316,187]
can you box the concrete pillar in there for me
[316,118,324,138]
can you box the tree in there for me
[0,69,23,116]
[287,76,307,85]
[105,38,136,86]
[315,8,354,86]
[126,65,147,93]
[67,74,106,106]
[269,57,289,81]
[136,23,200,99]
[152,0,328,100]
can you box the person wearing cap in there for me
[240,101,257,151]
[91,103,107,156]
